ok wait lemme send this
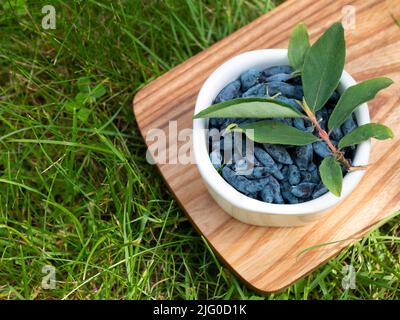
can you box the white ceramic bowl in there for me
[193,49,371,227]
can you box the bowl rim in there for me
[193,49,371,216]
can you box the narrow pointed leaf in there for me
[328,78,393,131]
[193,98,304,119]
[303,22,345,112]
[288,23,310,71]
[319,157,343,196]
[338,123,394,149]
[239,120,319,145]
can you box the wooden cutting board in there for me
[133,0,400,293]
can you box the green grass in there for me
[0,0,399,300]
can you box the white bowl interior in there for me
[193,49,370,216]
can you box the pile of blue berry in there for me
[208,65,358,204]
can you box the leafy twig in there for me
[302,100,352,170]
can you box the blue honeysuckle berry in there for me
[260,185,274,203]
[272,172,285,181]
[265,73,293,83]
[263,144,293,165]
[280,181,300,204]
[261,65,294,78]
[263,175,284,204]
[312,183,329,199]
[331,127,343,141]
[222,166,267,194]
[240,69,261,91]
[313,141,331,158]
[241,83,266,98]
[309,167,321,184]
[293,117,313,133]
[281,165,289,179]
[282,190,299,204]
[246,167,272,179]
[307,162,317,172]
[247,177,277,194]
[300,170,312,183]
[290,182,317,198]
[341,114,357,135]
[214,79,241,103]
[303,118,314,132]
[293,118,306,131]
[294,144,313,170]
[266,82,303,100]
[274,95,304,113]
[288,164,301,185]
[254,146,284,180]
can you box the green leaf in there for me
[288,23,310,71]
[75,92,89,105]
[193,98,304,119]
[319,156,343,196]
[239,120,319,145]
[338,123,394,149]
[75,84,106,105]
[77,107,91,122]
[303,22,345,112]
[64,100,81,112]
[77,78,106,102]
[89,83,106,99]
[77,77,92,93]
[328,78,393,131]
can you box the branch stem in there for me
[302,102,352,170]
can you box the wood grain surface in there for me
[133,0,400,293]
